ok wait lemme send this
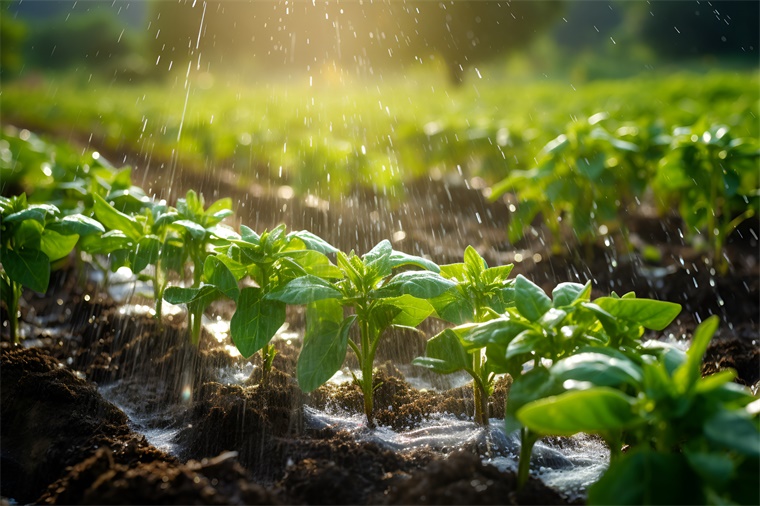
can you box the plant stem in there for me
[8,281,21,345]
[359,313,375,428]
[193,256,203,288]
[472,304,489,426]
[472,351,489,426]
[260,343,276,385]
[517,427,537,490]
[190,306,202,346]
[154,271,167,324]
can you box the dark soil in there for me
[1,147,758,504]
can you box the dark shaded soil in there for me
[0,348,168,504]
[1,150,758,504]
[386,451,568,505]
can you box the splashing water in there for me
[304,407,609,501]
[99,383,181,455]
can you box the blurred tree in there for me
[148,0,562,84]
[416,1,562,84]
[25,10,141,71]
[633,0,758,59]
[0,15,27,78]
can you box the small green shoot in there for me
[268,239,453,426]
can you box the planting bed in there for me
[1,152,758,504]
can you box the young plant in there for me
[221,224,340,383]
[0,194,104,343]
[173,189,236,287]
[85,193,184,321]
[489,113,639,251]
[516,316,759,505]
[267,239,454,426]
[164,255,239,346]
[502,278,680,488]
[654,123,759,273]
[167,190,237,343]
[413,245,515,425]
[415,274,681,487]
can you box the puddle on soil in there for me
[304,407,608,502]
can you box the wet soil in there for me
[1,148,758,503]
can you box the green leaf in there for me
[282,250,343,278]
[174,219,207,241]
[674,315,719,392]
[206,197,233,218]
[230,287,286,359]
[463,245,487,280]
[429,289,475,325]
[78,229,132,255]
[266,275,341,304]
[518,388,637,436]
[297,299,355,392]
[132,235,161,273]
[552,281,591,308]
[551,352,643,388]
[439,262,467,281]
[376,270,455,299]
[2,248,50,293]
[239,225,260,244]
[685,452,736,489]
[588,450,704,505]
[506,329,544,359]
[363,240,393,279]
[455,317,528,348]
[46,214,105,236]
[204,256,239,301]
[179,189,204,217]
[596,296,681,330]
[92,193,142,241]
[378,294,434,327]
[507,201,539,244]
[164,284,219,305]
[40,230,79,261]
[581,302,620,336]
[515,275,551,321]
[214,253,247,281]
[505,367,561,432]
[206,224,239,241]
[482,264,514,285]
[288,230,338,254]
[413,328,471,374]
[388,249,440,273]
[704,410,760,458]
[4,204,58,224]
[13,219,43,250]
[576,152,606,181]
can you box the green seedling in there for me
[415,274,680,487]
[221,224,339,383]
[169,190,237,343]
[1,128,149,214]
[500,277,680,488]
[85,193,184,321]
[413,245,515,425]
[173,189,236,287]
[164,255,239,346]
[490,113,639,252]
[517,316,759,505]
[0,194,103,343]
[267,239,453,426]
[654,123,759,273]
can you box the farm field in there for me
[2,57,759,506]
